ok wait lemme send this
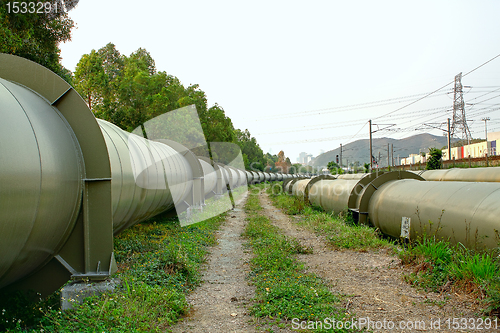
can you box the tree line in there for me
[0,5,296,172]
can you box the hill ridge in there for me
[311,133,456,167]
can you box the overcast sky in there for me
[60,0,500,163]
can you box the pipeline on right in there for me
[284,171,500,250]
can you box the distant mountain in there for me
[311,133,458,168]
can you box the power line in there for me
[462,53,500,77]
[254,106,449,135]
[244,91,451,121]
[373,52,500,121]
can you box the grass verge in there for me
[267,183,500,316]
[267,187,392,251]
[399,237,500,315]
[1,210,226,332]
[244,187,354,332]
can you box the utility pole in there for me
[369,120,373,171]
[387,143,390,170]
[483,117,490,164]
[447,118,451,161]
[391,144,394,167]
[422,120,452,162]
[340,143,343,168]
[482,117,490,142]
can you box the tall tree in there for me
[235,129,266,171]
[74,50,107,109]
[201,104,235,144]
[74,44,269,170]
[0,0,75,82]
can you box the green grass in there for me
[0,211,226,332]
[268,188,392,251]
[243,188,353,332]
[399,237,500,315]
[267,183,500,315]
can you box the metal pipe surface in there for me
[199,159,217,196]
[0,77,84,289]
[367,179,500,249]
[98,119,193,234]
[308,179,359,214]
[419,167,500,182]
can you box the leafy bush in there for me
[426,147,442,170]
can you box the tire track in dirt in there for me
[258,190,492,333]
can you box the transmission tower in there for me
[450,72,471,143]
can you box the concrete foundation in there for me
[60,279,120,310]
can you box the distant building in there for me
[442,141,489,160]
[401,153,429,165]
[298,152,307,164]
[400,130,500,164]
[297,152,314,165]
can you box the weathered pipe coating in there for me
[417,167,500,182]
[368,179,500,249]
[291,179,310,198]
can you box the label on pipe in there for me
[400,217,411,239]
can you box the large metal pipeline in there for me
[0,74,85,291]
[98,119,194,234]
[308,179,359,213]
[288,171,500,250]
[199,159,218,196]
[368,179,500,249]
[416,167,500,182]
[0,54,288,296]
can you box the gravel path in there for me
[170,189,498,333]
[170,193,259,333]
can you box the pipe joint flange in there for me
[356,171,424,225]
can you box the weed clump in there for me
[399,238,500,315]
